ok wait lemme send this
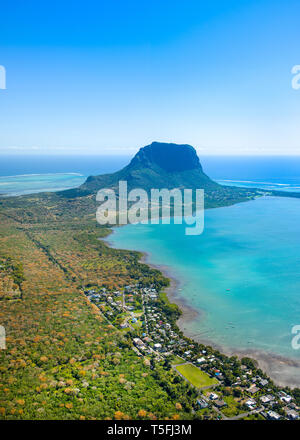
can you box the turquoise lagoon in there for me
[0,173,86,196]
[109,196,300,363]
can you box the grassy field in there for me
[171,356,186,365]
[221,395,244,417]
[176,363,218,388]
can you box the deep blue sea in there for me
[0,155,300,196]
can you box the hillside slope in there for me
[59,142,259,208]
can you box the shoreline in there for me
[104,228,300,389]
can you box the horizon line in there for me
[1,151,300,157]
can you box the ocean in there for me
[0,155,300,196]
[202,155,300,193]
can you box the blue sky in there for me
[0,0,300,155]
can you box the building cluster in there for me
[83,284,299,420]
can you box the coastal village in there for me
[84,283,300,421]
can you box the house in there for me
[133,338,144,347]
[120,322,128,329]
[247,385,259,395]
[260,395,273,405]
[209,393,218,401]
[196,399,208,409]
[285,409,299,420]
[197,357,206,364]
[245,399,256,410]
[267,410,280,420]
[214,400,227,409]
[259,379,268,387]
[280,395,292,404]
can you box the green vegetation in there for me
[221,395,244,418]
[0,208,199,420]
[0,255,24,301]
[171,356,186,365]
[176,363,218,388]
[242,413,265,420]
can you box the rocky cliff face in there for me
[74,142,216,195]
[128,142,202,172]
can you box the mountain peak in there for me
[57,141,263,209]
[129,142,202,173]
[60,141,219,198]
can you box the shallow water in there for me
[0,172,86,196]
[109,196,300,362]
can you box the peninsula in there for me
[0,142,299,421]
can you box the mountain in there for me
[59,141,261,208]
[61,142,220,195]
